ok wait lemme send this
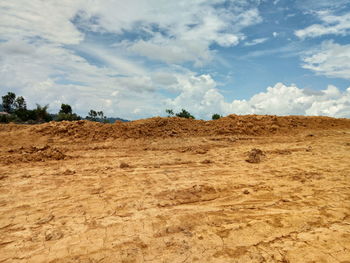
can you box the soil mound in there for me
[2,115,350,142]
[2,145,66,164]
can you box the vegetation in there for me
[165,109,195,119]
[0,92,49,123]
[0,92,108,124]
[212,113,222,120]
[56,104,81,121]
[0,91,204,124]
[59,104,72,115]
[165,109,174,117]
[2,92,16,113]
[86,110,109,123]
[176,109,195,119]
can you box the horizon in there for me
[1,0,350,120]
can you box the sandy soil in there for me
[0,116,350,263]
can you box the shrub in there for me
[59,104,72,115]
[165,109,174,117]
[34,104,52,122]
[56,113,81,121]
[175,109,195,119]
[0,114,20,123]
[212,113,222,120]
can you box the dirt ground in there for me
[0,116,350,263]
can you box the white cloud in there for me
[1,1,349,120]
[120,4,259,65]
[295,12,350,39]
[0,1,83,45]
[165,81,350,119]
[244,37,268,46]
[302,41,350,79]
[0,0,264,119]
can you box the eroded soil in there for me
[0,116,350,262]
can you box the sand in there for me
[0,115,350,262]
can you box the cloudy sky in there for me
[1,0,350,119]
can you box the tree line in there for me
[0,92,108,123]
[0,91,223,124]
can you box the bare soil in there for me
[0,115,350,263]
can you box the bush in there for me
[165,109,174,117]
[0,114,20,123]
[33,104,52,122]
[59,104,72,115]
[56,113,81,121]
[14,109,36,122]
[175,109,195,119]
[212,113,222,120]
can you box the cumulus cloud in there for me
[121,4,260,65]
[1,0,349,120]
[301,41,350,79]
[166,82,350,119]
[295,11,350,38]
[0,0,263,119]
[0,1,261,64]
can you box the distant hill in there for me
[107,117,129,123]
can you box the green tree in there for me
[14,96,27,110]
[2,92,16,113]
[165,109,174,117]
[59,104,72,114]
[34,104,52,122]
[56,103,81,121]
[176,109,195,119]
[86,109,98,121]
[86,110,109,122]
[212,113,222,120]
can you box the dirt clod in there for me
[120,162,130,168]
[246,148,265,163]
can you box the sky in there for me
[0,0,350,120]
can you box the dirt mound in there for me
[2,115,350,142]
[2,145,66,164]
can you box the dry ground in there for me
[0,117,350,262]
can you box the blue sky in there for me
[0,0,349,119]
